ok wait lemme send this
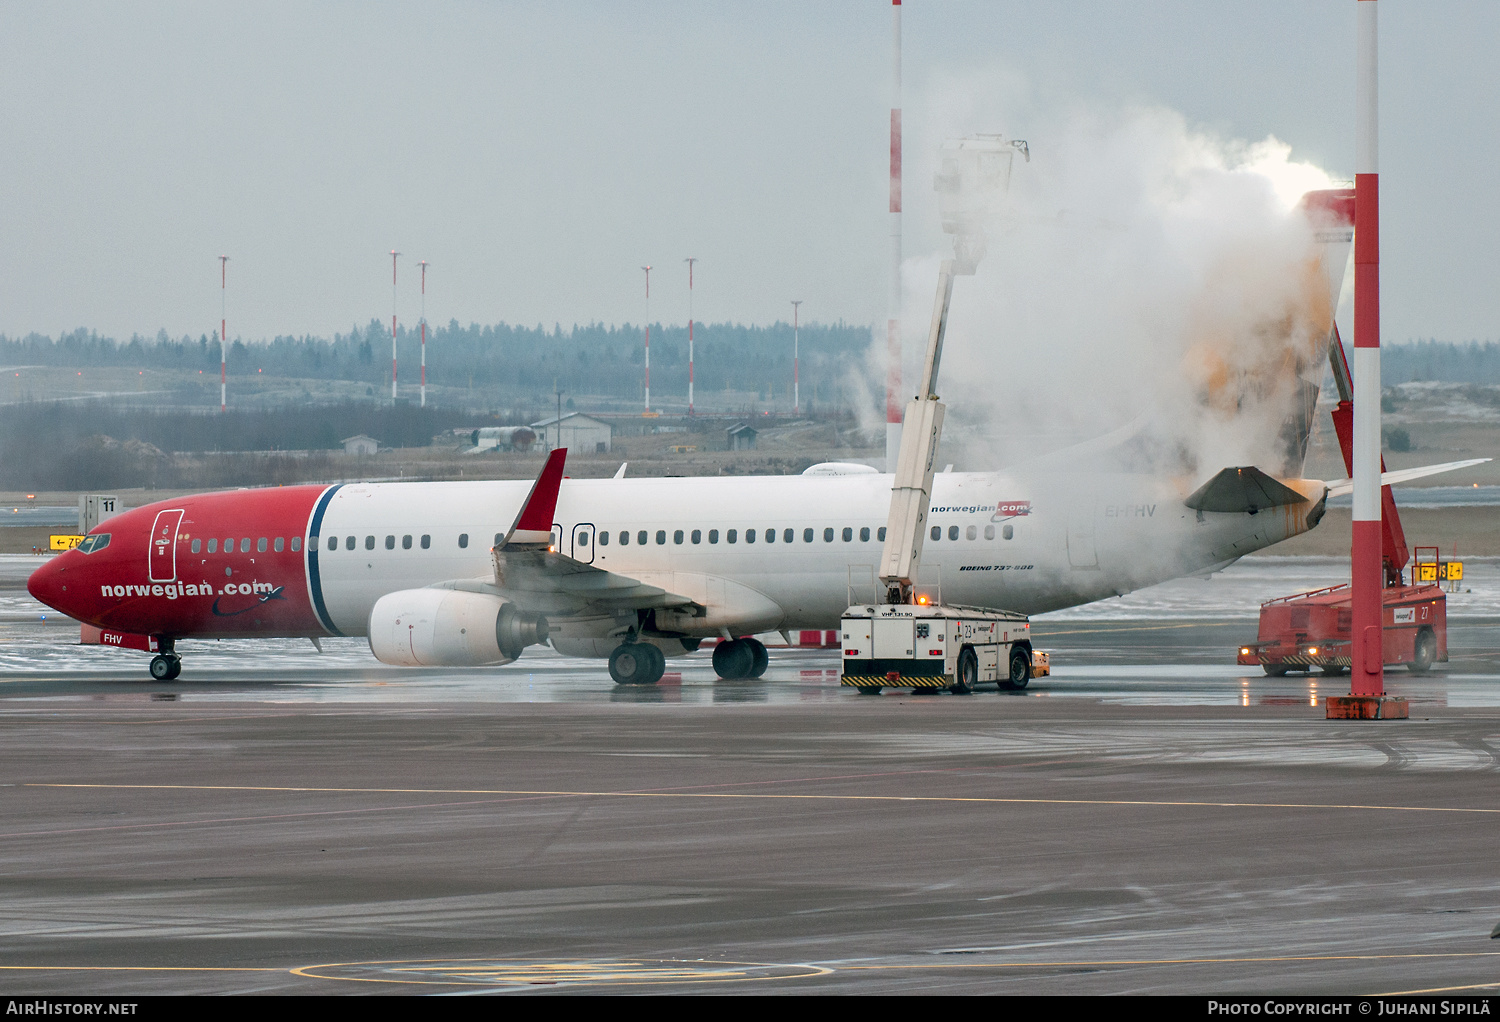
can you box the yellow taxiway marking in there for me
[289,958,833,986]
[18,782,1500,817]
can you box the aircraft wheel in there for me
[951,648,977,695]
[149,654,178,682]
[1319,665,1349,676]
[1408,629,1436,674]
[609,643,660,685]
[165,656,182,681]
[1262,663,1289,676]
[1001,647,1030,690]
[746,638,769,678]
[712,639,754,680]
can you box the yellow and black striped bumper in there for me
[841,674,952,689]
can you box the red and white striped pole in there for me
[1350,0,1384,697]
[791,299,803,415]
[418,260,429,408]
[218,255,228,413]
[685,257,697,416]
[641,265,652,412]
[390,250,400,401]
[886,0,903,470]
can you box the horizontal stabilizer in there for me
[1185,466,1308,514]
[1323,458,1491,497]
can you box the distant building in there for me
[342,434,379,456]
[531,412,612,454]
[726,423,758,451]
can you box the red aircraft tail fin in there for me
[500,447,567,550]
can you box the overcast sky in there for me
[1,1,1495,343]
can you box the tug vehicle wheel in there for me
[1408,629,1436,674]
[1002,647,1030,690]
[1262,663,1289,676]
[952,648,977,695]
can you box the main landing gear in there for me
[609,642,667,686]
[713,637,768,680]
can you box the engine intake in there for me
[368,588,549,667]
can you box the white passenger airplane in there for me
[28,189,1474,685]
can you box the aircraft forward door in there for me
[571,523,596,564]
[148,509,184,582]
[1067,502,1098,569]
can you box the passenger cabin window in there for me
[327,537,338,551]
[385,535,395,550]
[966,526,976,541]
[619,531,629,546]
[948,526,959,541]
[578,532,590,547]
[746,528,756,544]
[207,539,217,553]
[803,528,813,543]
[598,531,609,546]
[860,527,870,542]
[402,535,412,550]
[637,531,648,545]
[656,530,666,545]
[1003,524,1014,540]
[765,528,774,543]
[365,536,375,550]
[275,537,285,552]
[842,527,853,542]
[727,529,737,544]
[224,537,233,552]
[709,529,719,544]
[783,528,793,543]
[257,538,267,553]
[823,528,834,542]
[931,526,941,541]
[878,527,887,541]
[458,534,469,548]
[984,525,995,541]
[673,530,684,544]
[191,539,201,553]
[418,535,428,550]
[241,538,252,552]
[691,530,701,544]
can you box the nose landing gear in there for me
[149,654,182,681]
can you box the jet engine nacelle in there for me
[368,588,549,667]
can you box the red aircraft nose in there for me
[27,554,74,615]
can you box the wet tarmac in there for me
[3,556,1500,995]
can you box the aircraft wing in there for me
[427,447,700,618]
[1323,458,1491,497]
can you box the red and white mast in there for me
[418,260,429,408]
[791,299,803,415]
[390,250,400,401]
[886,0,903,470]
[218,255,228,412]
[641,265,652,412]
[1350,0,1384,697]
[685,256,697,416]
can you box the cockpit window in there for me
[78,533,111,554]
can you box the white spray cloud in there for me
[885,73,1341,483]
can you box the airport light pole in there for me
[218,255,228,412]
[685,257,697,416]
[642,265,652,412]
[418,260,429,408]
[791,300,803,415]
[390,250,401,401]
[886,0,903,470]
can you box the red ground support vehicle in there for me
[1236,330,1450,677]
[1237,582,1447,675]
